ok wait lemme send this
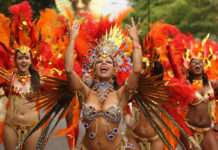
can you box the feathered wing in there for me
[140,20,213,149]
[132,71,192,149]
[137,22,199,149]
[0,68,12,144]
[0,14,12,70]
[16,75,77,150]
[132,70,198,150]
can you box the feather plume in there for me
[115,7,134,26]
[16,75,76,150]
[8,1,32,26]
[35,8,59,42]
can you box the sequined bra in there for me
[82,105,122,123]
[191,81,215,105]
[81,104,123,140]
[10,86,29,98]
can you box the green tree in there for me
[0,0,55,18]
[124,0,218,38]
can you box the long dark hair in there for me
[29,64,40,93]
[151,61,164,81]
[15,51,40,93]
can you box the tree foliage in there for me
[123,0,218,38]
[0,0,55,18]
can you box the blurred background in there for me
[0,0,217,149]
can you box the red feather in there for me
[8,1,32,26]
[0,45,11,70]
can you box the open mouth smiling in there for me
[21,63,27,67]
[100,66,108,72]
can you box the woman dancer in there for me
[166,32,218,150]
[181,57,218,150]
[0,2,53,149]
[64,17,142,149]
[125,61,165,150]
[2,48,41,150]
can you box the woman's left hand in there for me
[126,17,142,42]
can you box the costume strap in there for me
[185,121,211,145]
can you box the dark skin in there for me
[181,58,218,150]
[125,108,164,150]
[124,64,164,150]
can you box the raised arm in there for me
[64,20,89,96]
[125,18,142,89]
[166,45,185,82]
[118,18,142,99]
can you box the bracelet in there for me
[132,45,141,50]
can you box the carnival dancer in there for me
[2,45,41,150]
[125,60,166,150]
[64,17,142,149]
[124,21,204,150]
[14,11,200,150]
[154,22,218,150]
[165,32,218,150]
[0,2,43,149]
[181,49,218,149]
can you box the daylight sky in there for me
[102,0,130,18]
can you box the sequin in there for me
[113,128,118,134]
[84,123,88,128]
[108,134,114,140]
[89,132,95,138]
[82,105,122,123]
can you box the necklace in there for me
[93,79,114,103]
[17,73,31,86]
[192,80,203,90]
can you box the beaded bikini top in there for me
[9,74,32,98]
[81,104,122,140]
[191,81,215,105]
[82,105,122,123]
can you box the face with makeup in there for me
[189,58,204,76]
[71,0,91,14]
[15,51,31,74]
[94,56,115,81]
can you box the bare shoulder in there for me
[210,79,218,94]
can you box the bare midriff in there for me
[186,102,211,128]
[133,110,161,138]
[82,120,122,150]
[81,91,124,150]
[6,95,39,125]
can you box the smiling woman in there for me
[3,47,41,150]
[0,2,43,150]
[15,50,32,75]
[64,17,142,149]
[165,33,218,150]
[189,58,204,78]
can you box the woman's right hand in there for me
[125,17,141,43]
[68,19,80,40]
